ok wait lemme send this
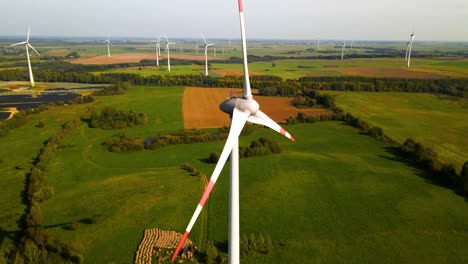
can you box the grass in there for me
[325,91,468,170]
[1,83,467,263]
[94,65,205,77]
[205,122,468,263]
[0,102,92,252]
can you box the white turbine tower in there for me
[171,0,295,263]
[152,35,162,67]
[407,31,415,68]
[405,41,410,62]
[201,34,215,76]
[341,41,346,60]
[164,34,176,72]
[10,26,40,88]
[317,38,320,49]
[105,35,112,58]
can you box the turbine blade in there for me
[10,41,27,46]
[201,33,207,44]
[28,44,40,56]
[163,33,169,42]
[237,0,252,98]
[157,35,162,42]
[171,108,250,263]
[207,43,215,47]
[27,25,30,42]
[247,110,295,141]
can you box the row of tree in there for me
[284,109,468,197]
[1,69,466,98]
[11,118,83,263]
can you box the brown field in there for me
[335,67,444,79]
[71,53,224,65]
[183,87,334,129]
[212,69,264,77]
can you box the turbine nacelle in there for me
[219,97,259,117]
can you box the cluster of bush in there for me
[206,137,281,163]
[102,128,240,152]
[13,118,83,263]
[291,89,336,109]
[180,163,204,177]
[89,106,147,129]
[93,82,130,96]
[240,233,274,257]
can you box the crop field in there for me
[94,65,206,77]
[71,53,223,65]
[183,87,333,129]
[325,91,468,169]
[0,84,464,263]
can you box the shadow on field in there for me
[42,218,95,231]
[214,240,228,254]
[0,227,22,248]
[379,146,467,201]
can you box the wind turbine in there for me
[10,26,40,88]
[164,33,176,72]
[152,35,162,66]
[171,0,295,263]
[105,35,112,58]
[317,38,320,49]
[201,34,215,76]
[405,41,410,62]
[407,31,415,68]
[341,41,345,60]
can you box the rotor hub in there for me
[219,97,259,116]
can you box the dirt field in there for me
[183,87,334,129]
[71,53,224,65]
[334,67,444,79]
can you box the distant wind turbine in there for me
[341,41,345,60]
[152,35,162,66]
[317,38,320,49]
[214,48,217,57]
[164,33,176,72]
[201,34,215,76]
[10,26,40,88]
[105,35,112,58]
[407,31,415,68]
[405,41,410,62]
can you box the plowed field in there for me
[183,87,333,129]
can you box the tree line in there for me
[10,118,83,263]
[89,106,147,129]
[1,68,466,97]
[285,109,468,198]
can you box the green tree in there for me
[461,161,468,195]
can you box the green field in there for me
[325,91,468,169]
[0,85,461,263]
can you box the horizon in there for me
[1,0,467,42]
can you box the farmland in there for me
[0,84,466,263]
[0,38,467,264]
[325,91,468,169]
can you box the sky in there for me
[0,0,467,41]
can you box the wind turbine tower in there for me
[201,34,215,76]
[171,1,295,263]
[341,41,345,60]
[10,26,40,88]
[152,35,162,67]
[105,35,112,58]
[407,31,415,68]
[164,34,176,72]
